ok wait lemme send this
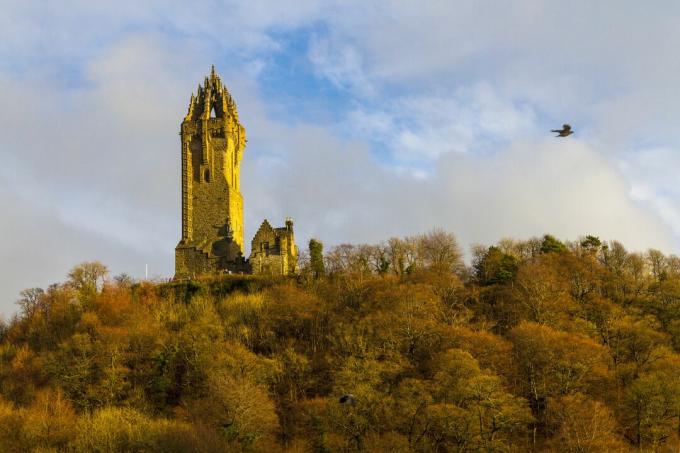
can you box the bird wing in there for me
[563,124,571,131]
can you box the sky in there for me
[1,1,679,315]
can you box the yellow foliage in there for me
[74,406,224,452]
[186,372,279,449]
[4,237,680,451]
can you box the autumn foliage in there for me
[1,231,680,451]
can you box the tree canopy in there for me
[1,231,680,451]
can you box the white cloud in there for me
[243,106,676,258]
[308,36,375,97]
[0,177,152,313]
[622,147,680,238]
[432,140,675,252]
[346,83,538,163]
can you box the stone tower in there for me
[175,66,247,278]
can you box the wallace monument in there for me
[175,67,298,278]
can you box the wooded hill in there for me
[1,230,680,452]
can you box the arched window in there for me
[204,169,210,182]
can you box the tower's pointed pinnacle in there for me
[211,64,216,78]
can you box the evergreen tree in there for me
[309,238,325,279]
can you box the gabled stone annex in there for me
[249,218,298,276]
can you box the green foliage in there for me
[540,234,567,254]
[3,231,680,451]
[309,238,326,279]
[580,234,602,253]
[474,246,518,285]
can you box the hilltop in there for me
[1,230,679,452]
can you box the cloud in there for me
[243,115,675,254]
[0,177,151,314]
[0,36,194,314]
[346,83,539,164]
[0,36,189,251]
[622,147,680,239]
[0,1,323,68]
[307,1,680,145]
[308,35,375,97]
[432,140,675,252]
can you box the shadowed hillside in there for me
[1,230,679,452]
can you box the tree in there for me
[74,407,224,452]
[448,327,514,379]
[647,249,668,282]
[0,398,29,452]
[187,372,279,449]
[607,315,668,385]
[309,239,325,279]
[113,273,134,288]
[427,349,532,451]
[509,322,611,436]
[546,393,628,452]
[416,229,463,274]
[16,288,44,319]
[510,259,576,326]
[367,244,390,275]
[473,246,518,285]
[540,235,567,254]
[67,261,109,296]
[623,371,680,449]
[320,355,402,450]
[600,241,628,275]
[22,389,77,450]
[387,237,408,276]
[580,235,602,255]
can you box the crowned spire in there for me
[182,66,242,126]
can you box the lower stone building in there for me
[249,218,298,276]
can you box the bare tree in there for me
[67,261,109,293]
[17,287,45,318]
[416,229,463,274]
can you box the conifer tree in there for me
[309,239,325,279]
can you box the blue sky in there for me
[1,1,679,314]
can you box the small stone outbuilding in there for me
[249,218,298,276]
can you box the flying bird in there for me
[339,394,357,406]
[551,124,573,137]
